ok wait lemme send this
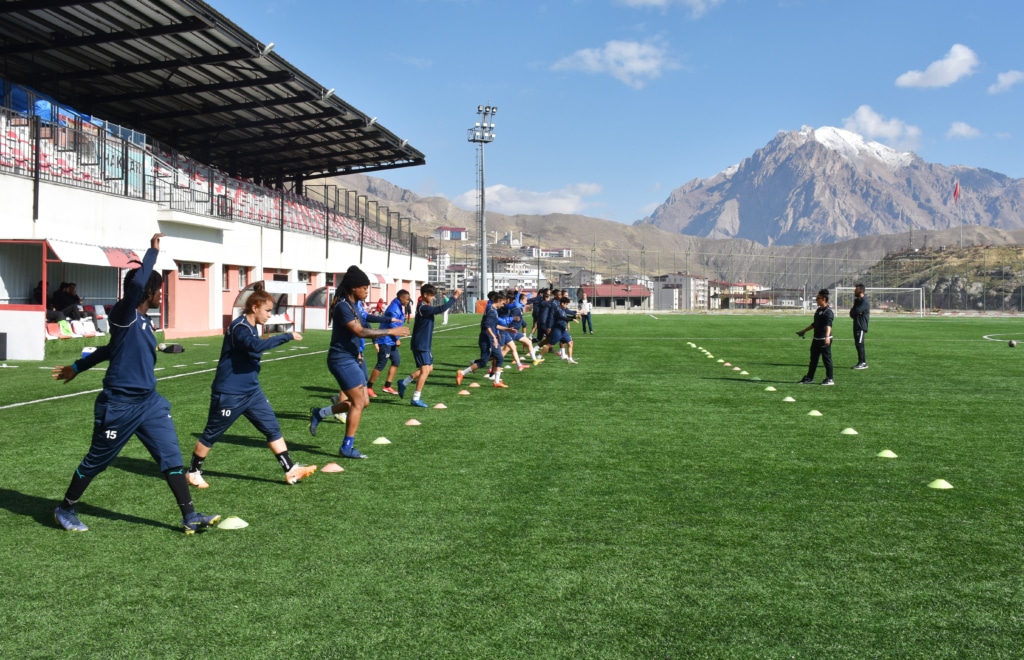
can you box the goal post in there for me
[833,287,925,317]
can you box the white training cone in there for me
[405,419,421,426]
[807,410,822,417]
[458,390,471,396]
[723,362,732,366]
[782,396,796,402]
[433,403,447,409]
[469,382,480,388]
[840,428,858,435]
[321,462,344,473]
[928,479,954,490]
[732,367,741,371]
[372,437,391,444]
[877,450,898,458]
[764,386,777,392]
[218,516,248,530]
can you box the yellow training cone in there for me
[928,479,954,489]
[372,437,391,444]
[706,355,714,358]
[750,376,761,381]
[740,371,749,375]
[717,359,724,363]
[782,396,796,402]
[840,428,858,435]
[218,516,248,530]
[764,386,777,392]
[807,410,822,416]
[877,450,898,458]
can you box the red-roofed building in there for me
[580,283,651,310]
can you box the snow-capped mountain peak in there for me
[801,125,914,171]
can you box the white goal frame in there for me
[834,287,925,317]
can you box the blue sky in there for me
[211,0,1024,223]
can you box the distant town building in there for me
[434,226,469,241]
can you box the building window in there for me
[298,271,311,283]
[178,262,203,280]
[238,267,248,289]
[222,267,230,291]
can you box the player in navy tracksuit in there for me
[308,266,409,459]
[51,233,219,534]
[457,291,513,388]
[396,284,462,407]
[367,290,410,396]
[185,283,316,489]
[549,296,579,363]
[797,288,836,385]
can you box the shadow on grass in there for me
[0,487,176,531]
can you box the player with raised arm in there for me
[185,282,316,489]
[52,233,220,534]
[397,285,462,407]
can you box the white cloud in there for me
[946,122,981,139]
[895,44,979,88]
[988,70,1024,94]
[618,0,725,18]
[453,183,603,216]
[551,40,678,89]
[842,105,922,151]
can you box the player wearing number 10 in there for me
[186,282,316,488]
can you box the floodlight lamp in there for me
[367,117,377,126]
[259,42,275,57]
[400,139,408,148]
[477,105,484,112]
[322,88,335,99]
[485,106,492,114]
[492,106,498,114]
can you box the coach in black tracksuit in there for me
[849,284,869,369]
[797,288,835,385]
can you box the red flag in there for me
[953,180,960,202]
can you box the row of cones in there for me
[692,341,953,490]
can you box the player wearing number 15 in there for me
[186,282,316,488]
[51,234,220,534]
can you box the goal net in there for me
[833,287,924,317]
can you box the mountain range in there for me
[636,126,1024,246]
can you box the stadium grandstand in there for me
[0,0,430,360]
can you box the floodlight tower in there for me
[468,104,497,303]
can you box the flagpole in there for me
[956,179,962,249]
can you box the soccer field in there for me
[1,314,1022,658]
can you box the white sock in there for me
[412,390,421,401]
[461,367,472,376]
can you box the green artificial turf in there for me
[1,313,1022,658]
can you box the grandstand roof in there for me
[0,0,424,182]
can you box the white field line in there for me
[0,349,327,411]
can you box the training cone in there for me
[469,382,480,388]
[372,437,391,445]
[740,371,750,375]
[433,403,447,409]
[717,359,724,363]
[707,355,714,359]
[321,462,344,473]
[732,367,741,371]
[840,428,858,435]
[750,376,761,381]
[877,450,898,458]
[723,362,731,366]
[807,410,822,416]
[405,419,421,426]
[218,516,248,530]
[458,390,471,396]
[764,386,777,392]
[782,396,796,402]
[928,479,954,490]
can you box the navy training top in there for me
[410,296,457,352]
[329,296,362,362]
[211,315,293,395]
